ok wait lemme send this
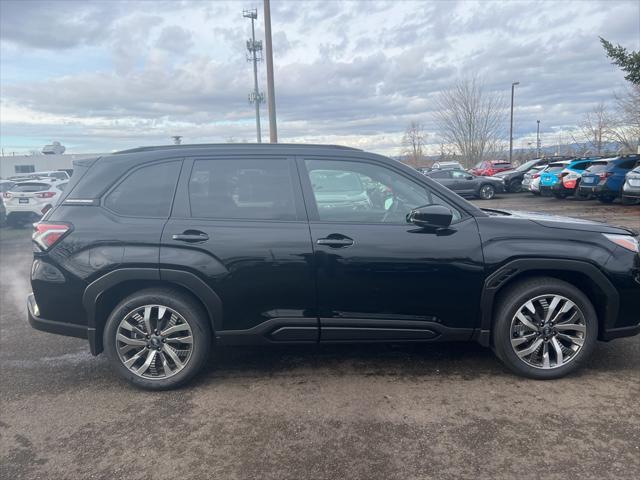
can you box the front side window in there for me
[104,161,181,217]
[451,170,470,179]
[305,159,461,224]
[429,170,451,179]
[189,158,297,221]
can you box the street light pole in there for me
[509,81,519,163]
[536,120,541,157]
[263,0,278,143]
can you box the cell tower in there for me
[243,9,264,143]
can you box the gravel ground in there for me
[1,194,638,479]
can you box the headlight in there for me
[603,234,639,253]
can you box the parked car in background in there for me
[470,160,513,177]
[555,157,602,198]
[3,180,68,225]
[579,155,640,203]
[621,165,640,205]
[426,169,505,199]
[432,161,463,171]
[494,157,573,193]
[539,161,573,197]
[523,166,546,195]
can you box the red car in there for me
[471,160,513,177]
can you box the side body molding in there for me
[475,258,620,346]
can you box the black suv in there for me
[27,144,640,389]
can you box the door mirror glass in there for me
[465,175,473,180]
[407,204,453,229]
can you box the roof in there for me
[113,143,362,155]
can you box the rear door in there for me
[298,156,484,341]
[160,155,317,340]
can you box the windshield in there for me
[310,170,364,193]
[11,182,51,192]
[515,160,538,172]
[585,162,609,173]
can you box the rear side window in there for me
[104,161,181,217]
[618,159,638,170]
[429,170,451,179]
[188,158,297,221]
[11,182,50,192]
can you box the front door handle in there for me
[316,234,354,248]
[172,230,209,243]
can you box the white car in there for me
[432,161,464,170]
[3,180,68,225]
[523,166,546,195]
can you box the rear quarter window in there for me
[586,162,609,173]
[104,161,181,217]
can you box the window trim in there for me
[101,159,183,219]
[297,155,467,225]
[179,155,307,223]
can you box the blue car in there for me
[539,161,572,196]
[550,157,602,198]
[579,155,640,203]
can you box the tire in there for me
[492,277,597,380]
[103,288,212,390]
[478,184,496,200]
[508,179,523,193]
[598,196,615,204]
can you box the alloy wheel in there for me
[116,305,194,379]
[510,294,586,369]
[480,185,495,199]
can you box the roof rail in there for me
[113,143,363,155]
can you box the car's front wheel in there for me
[492,277,597,379]
[478,184,496,200]
[508,179,522,193]
[104,288,212,389]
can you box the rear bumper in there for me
[579,183,619,197]
[27,293,99,354]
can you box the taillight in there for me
[598,172,613,182]
[2,192,11,199]
[35,191,56,199]
[32,222,72,251]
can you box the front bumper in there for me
[27,293,99,354]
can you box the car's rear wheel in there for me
[492,277,597,379]
[478,184,496,200]
[104,288,212,389]
[508,179,522,193]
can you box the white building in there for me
[0,153,102,179]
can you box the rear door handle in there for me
[316,235,354,248]
[172,230,209,243]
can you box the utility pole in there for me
[509,81,519,163]
[244,9,264,143]
[263,0,278,143]
[536,120,541,157]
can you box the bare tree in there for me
[572,102,611,155]
[433,77,506,168]
[609,84,640,153]
[402,121,426,167]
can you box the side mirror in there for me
[465,175,473,180]
[407,204,453,229]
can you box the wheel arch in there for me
[475,259,618,346]
[83,268,222,355]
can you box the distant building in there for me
[0,153,102,178]
[42,141,66,155]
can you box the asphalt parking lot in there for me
[1,193,638,480]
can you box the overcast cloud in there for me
[0,0,638,155]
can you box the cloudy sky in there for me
[1,0,638,156]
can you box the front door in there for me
[160,156,317,341]
[450,169,478,195]
[298,157,484,342]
